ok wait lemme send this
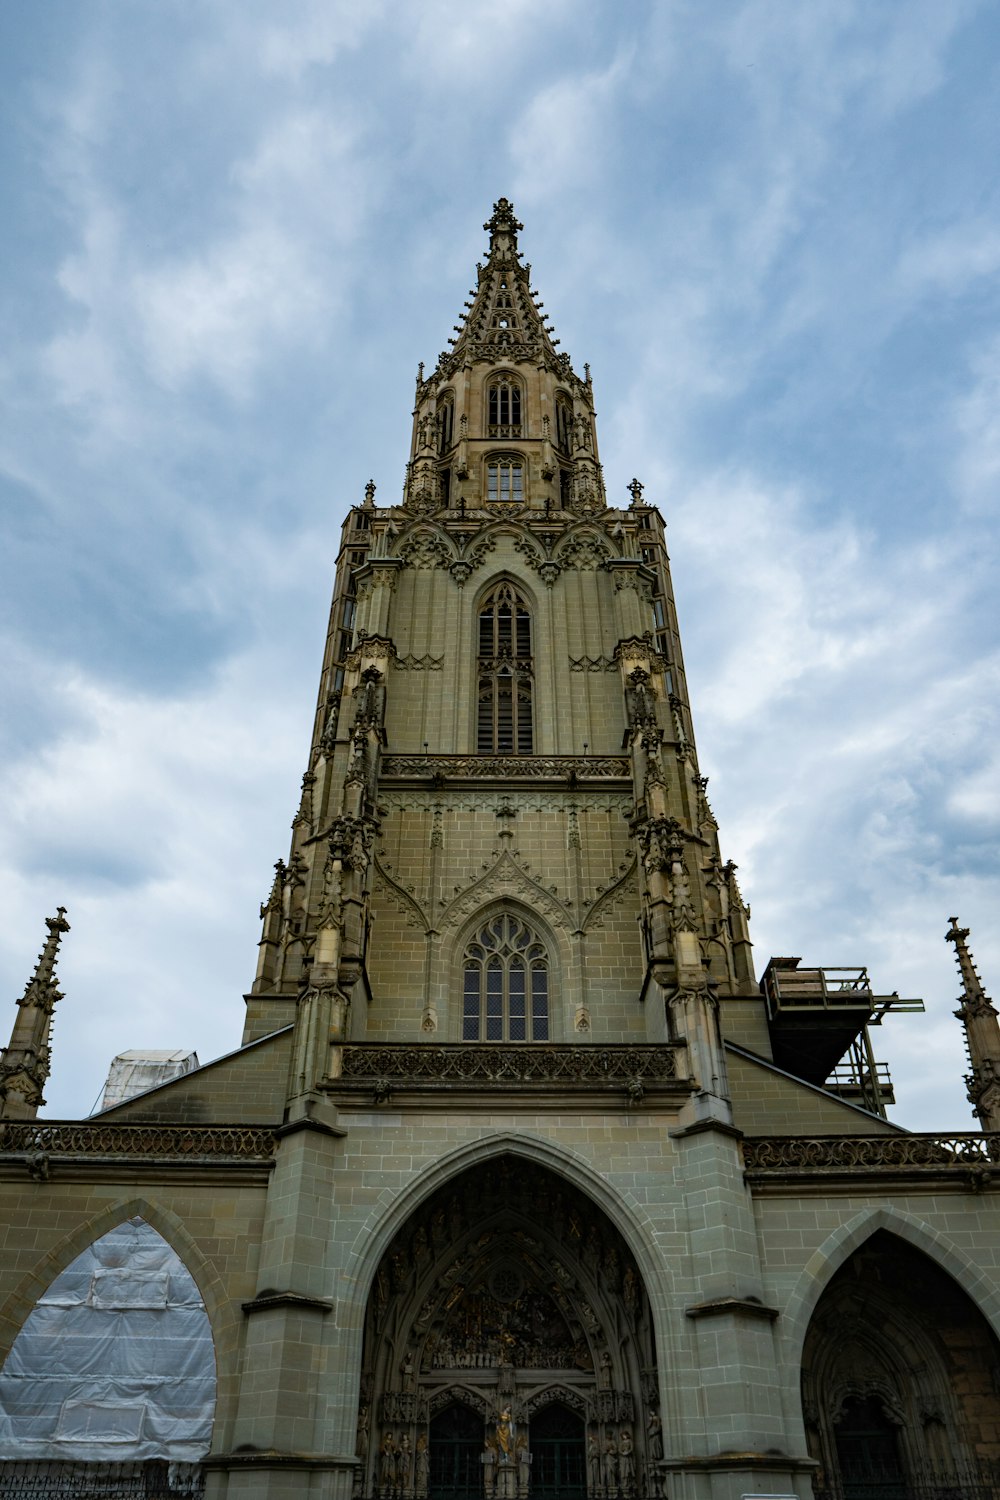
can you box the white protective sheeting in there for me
[98,1050,199,1112]
[0,1218,215,1461]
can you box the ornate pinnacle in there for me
[947,916,994,1017]
[19,908,70,1017]
[947,916,1000,1131]
[484,197,523,250]
[1,908,70,1119]
[627,478,645,508]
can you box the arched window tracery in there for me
[488,379,522,438]
[485,456,524,505]
[437,394,455,454]
[477,582,532,754]
[462,912,549,1042]
[555,394,573,452]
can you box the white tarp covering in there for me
[0,1218,215,1461]
[99,1051,199,1112]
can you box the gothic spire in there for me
[0,907,70,1120]
[946,916,1000,1131]
[429,197,573,385]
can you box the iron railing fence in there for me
[0,1462,204,1499]
[813,1459,1000,1500]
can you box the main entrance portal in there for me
[355,1157,660,1500]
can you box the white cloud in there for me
[0,644,311,1119]
[953,334,1000,513]
[132,224,327,398]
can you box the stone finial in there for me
[627,478,645,508]
[0,908,70,1119]
[18,909,70,1016]
[484,197,524,248]
[364,479,376,509]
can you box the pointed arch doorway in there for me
[355,1155,659,1500]
[802,1230,1000,1497]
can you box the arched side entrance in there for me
[355,1156,659,1500]
[802,1230,1000,1498]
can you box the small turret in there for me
[0,908,70,1120]
[947,916,1000,1131]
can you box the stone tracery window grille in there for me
[488,380,522,437]
[477,582,533,753]
[486,456,523,504]
[462,913,550,1042]
[555,394,573,452]
[437,395,455,454]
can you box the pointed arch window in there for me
[486,457,523,505]
[555,394,573,452]
[437,394,455,454]
[488,379,522,437]
[462,913,549,1041]
[477,582,532,753]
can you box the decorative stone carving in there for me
[743,1133,1000,1174]
[569,656,617,672]
[392,654,444,671]
[395,529,455,570]
[0,1122,276,1159]
[381,754,631,781]
[338,1044,680,1085]
[556,532,611,571]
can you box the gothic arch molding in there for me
[797,1224,1000,1491]
[344,1133,671,1345]
[446,899,567,1044]
[0,1204,227,1459]
[0,1196,232,1371]
[374,856,432,935]
[780,1203,1000,1383]
[553,524,614,570]
[581,860,639,935]
[390,522,458,567]
[353,1150,663,1500]
[438,852,571,945]
[472,568,540,616]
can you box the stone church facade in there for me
[2,201,1000,1500]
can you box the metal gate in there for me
[430,1403,482,1500]
[530,1405,585,1500]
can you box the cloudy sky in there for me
[1,1,998,1128]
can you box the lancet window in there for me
[555,394,573,452]
[462,913,549,1041]
[488,379,522,437]
[477,582,532,753]
[437,395,454,454]
[486,458,524,505]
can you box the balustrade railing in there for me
[0,1461,204,1498]
[0,1122,277,1160]
[744,1133,1000,1174]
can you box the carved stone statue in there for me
[415,1433,429,1497]
[398,1432,411,1490]
[380,1432,396,1490]
[588,1431,602,1492]
[646,1408,662,1461]
[516,1432,530,1491]
[618,1430,635,1493]
[482,1436,497,1496]
[496,1406,514,1458]
[603,1434,619,1493]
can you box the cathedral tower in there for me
[9,202,995,1500]
[228,199,810,1500]
[247,197,754,1124]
